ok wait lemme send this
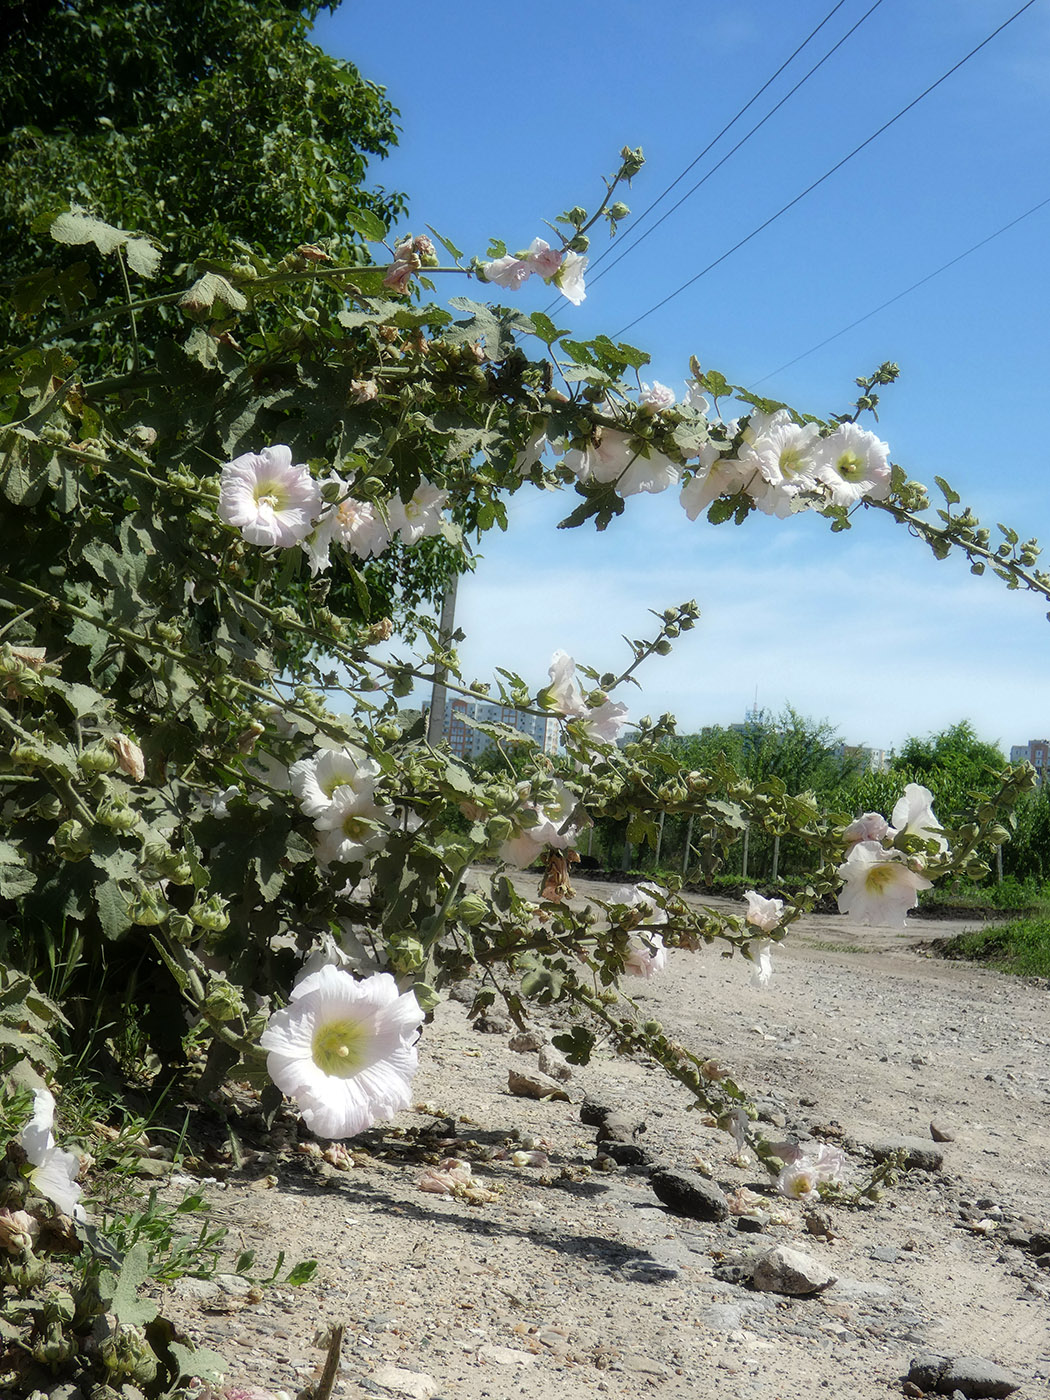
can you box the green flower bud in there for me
[190,895,230,933]
[12,742,46,768]
[128,887,169,927]
[53,820,92,861]
[487,816,513,844]
[202,976,245,1023]
[455,891,488,927]
[169,913,196,944]
[95,796,140,833]
[608,202,630,221]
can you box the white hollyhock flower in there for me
[813,423,891,506]
[260,967,424,1139]
[545,651,629,744]
[553,251,588,305]
[836,840,933,926]
[747,938,775,988]
[777,1143,848,1200]
[743,889,784,933]
[289,747,381,819]
[891,783,948,852]
[313,791,392,867]
[516,423,551,475]
[218,445,322,547]
[739,409,821,518]
[679,442,753,520]
[564,428,678,497]
[386,481,448,545]
[624,931,668,979]
[577,698,630,744]
[611,882,670,979]
[19,1089,85,1220]
[500,779,579,866]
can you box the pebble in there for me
[930,1120,956,1142]
[476,1343,535,1366]
[650,1167,729,1222]
[474,1013,512,1034]
[580,1096,613,1126]
[750,1245,836,1296]
[537,1044,572,1081]
[596,1111,647,1144]
[508,1029,547,1052]
[507,1068,570,1101]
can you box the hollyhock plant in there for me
[302,476,390,574]
[891,782,948,852]
[218,445,322,548]
[564,428,679,497]
[260,967,424,1139]
[747,939,775,988]
[500,778,580,867]
[836,841,933,926]
[679,442,752,520]
[610,882,669,978]
[19,1089,85,1220]
[544,651,630,743]
[482,252,532,290]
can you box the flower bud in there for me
[608,202,630,221]
[455,891,488,927]
[110,734,145,782]
[0,1208,39,1255]
[190,894,230,933]
[128,887,169,927]
[79,743,118,774]
[203,976,246,1023]
[53,820,92,861]
[95,796,141,833]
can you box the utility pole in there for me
[426,574,459,747]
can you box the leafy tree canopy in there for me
[892,720,1005,789]
[0,0,405,275]
[667,706,861,797]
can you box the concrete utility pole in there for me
[426,574,459,747]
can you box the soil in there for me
[155,882,1050,1400]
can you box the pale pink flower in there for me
[813,423,891,506]
[842,811,892,848]
[482,254,531,290]
[111,734,145,782]
[386,481,448,545]
[553,251,588,305]
[500,779,579,866]
[836,840,933,926]
[577,698,630,745]
[624,931,668,979]
[219,445,322,548]
[890,783,948,852]
[383,237,418,293]
[640,381,676,410]
[418,1158,473,1195]
[289,746,381,819]
[0,1208,39,1254]
[546,650,587,717]
[525,237,564,279]
[301,476,390,574]
[743,889,784,933]
[260,967,424,1139]
[516,424,551,475]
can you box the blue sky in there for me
[314,0,1050,754]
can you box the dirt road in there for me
[160,888,1050,1399]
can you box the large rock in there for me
[907,1353,1021,1398]
[869,1137,944,1172]
[650,1167,729,1222]
[750,1245,836,1296]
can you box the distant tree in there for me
[668,706,861,797]
[892,720,1005,789]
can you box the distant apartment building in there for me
[1010,738,1050,785]
[429,696,559,759]
[832,742,891,774]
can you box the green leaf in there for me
[101,1242,159,1325]
[344,206,388,241]
[526,311,566,345]
[286,1258,319,1286]
[179,272,247,314]
[425,224,463,261]
[934,476,960,507]
[168,1340,227,1382]
[124,237,162,278]
[50,209,128,255]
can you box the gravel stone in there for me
[650,1167,729,1221]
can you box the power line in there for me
[750,193,1050,386]
[587,0,887,293]
[588,0,855,276]
[612,0,1040,339]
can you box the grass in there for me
[937,916,1050,978]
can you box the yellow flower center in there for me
[864,863,897,894]
[836,450,865,481]
[312,1017,367,1077]
[778,445,806,478]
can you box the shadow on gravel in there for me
[275,1172,676,1282]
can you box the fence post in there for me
[741,824,749,881]
[771,834,780,884]
[681,814,694,878]
[996,844,1003,885]
[655,811,665,866]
